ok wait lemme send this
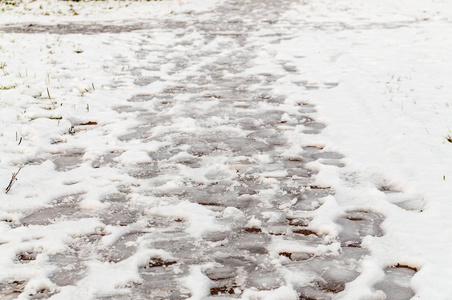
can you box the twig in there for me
[5,167,22,194]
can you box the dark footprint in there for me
[337,211,384,248]
[0,280,26,300]
[205,266,240,296]
[374,264,417,300]
[290,255,360,299]
[21,194,84,226]
[52,149,85,171]
[49,251,87,286]
[287,211,385,298]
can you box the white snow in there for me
[147,201,230,238]
[241,285,299,300]
[276,0,452,298]
[1,0,452,298]
[182,265,213,300]
[0,0,218,26]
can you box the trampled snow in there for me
[0,0,451,299]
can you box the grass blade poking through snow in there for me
[47,87,56,110]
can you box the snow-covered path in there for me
[1,0,452,299]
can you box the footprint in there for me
[380,186,424,211]
[374,264,417,300]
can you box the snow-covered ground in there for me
[278,1,452,298]
[0,0,451,299]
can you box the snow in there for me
[183,265,213,300]
[0,0,218,26]
[277,0,452,298]
[241,285,299,300]
[147,201,229,238]
[1,0,452,298]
